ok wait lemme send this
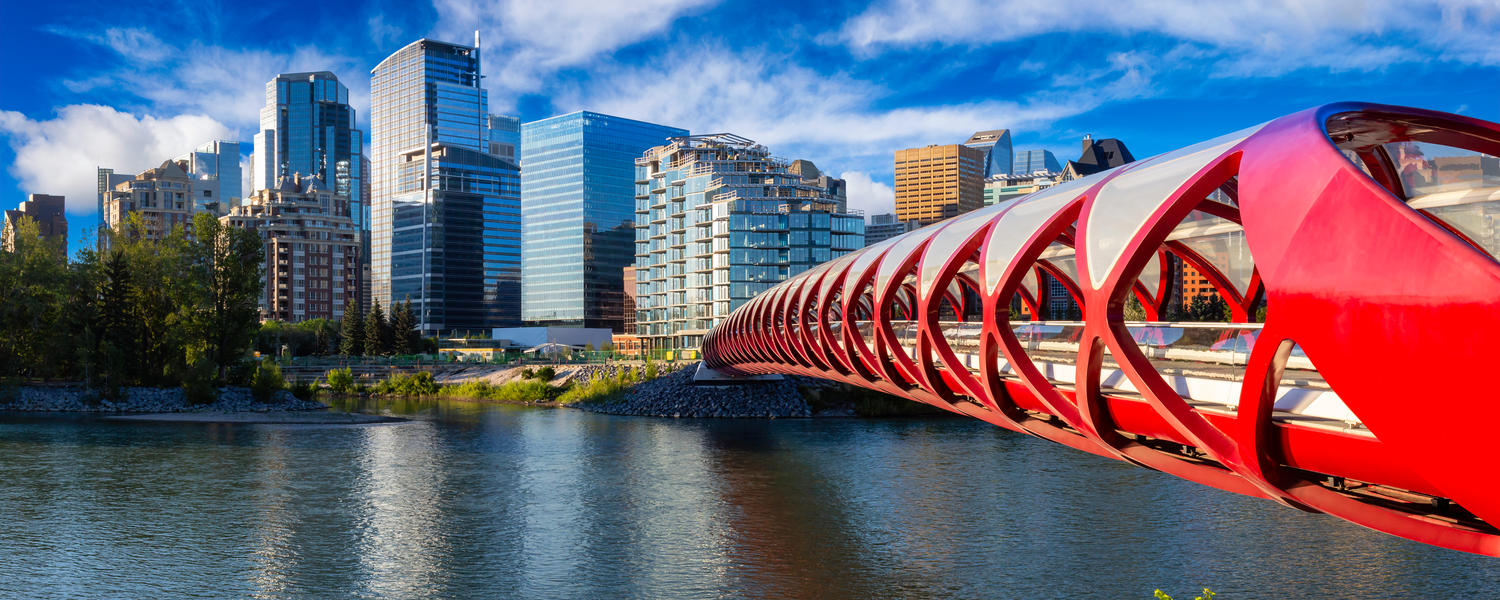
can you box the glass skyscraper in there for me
[371,37,521,334]
[520,111,686,331]
[488,114,520,161]
[964,129,1014,178]
[1013,149,1061,174]
[252,72,365,230]
[176,140,241,215]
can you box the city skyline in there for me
[5,1,1499,255]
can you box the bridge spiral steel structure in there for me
[700,103,1500,555]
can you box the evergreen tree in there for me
[389,296,417,355]
[340,299,363,356]
[363,300,389,356]
[94,250,135,387]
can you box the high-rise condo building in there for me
[102,160,195,243]
[3,194,67,254]
[371,36,521,334]
[894,144,986,226]
[96,167,132,241]
[964,129,1013,178]
[1012,149,1061,175]
[622,265,637,334]
[864,212,919,246]
[520,111,686,331]
[222,174,362,322]
[175,140,241,215]
[634,134,864,352]
[488,114,520,161]
[251,72,365,231]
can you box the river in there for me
[0,400,1494,599]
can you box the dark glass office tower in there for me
[252,72,364,229]
[371,37,521,334]
[520,111,686,331]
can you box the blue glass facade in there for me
[253,72,365,230]
[1013,149,1062,174]
[177,140,240,215]
[520,112,686,331]
[488,114,520,161]
[371,38,521,334]
[964,129,1014,178]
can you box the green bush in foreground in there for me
[250,359,286,402]
[370,371,439,397]
[441,379,556,403]
[326,367,356,394]
[453,379,561,402]
[288,379,320,401]
[557,370,632,405]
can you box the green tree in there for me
[340,299,363,356]
[363,299,389,356]
[93,249,136,389]
[389,296,416,355]
[1185,294,1231,322]
[0,216,85,379]
[184,213,265,380]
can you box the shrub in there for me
[557,372,629,405]
[519,367,535,379]
[250,359,286,402]
[181,357,218,405]
[326,367,356,394]
[534,366,556,381]
[644,361,658,380]
[439,378,556,403]
[370,371,439,397]
[289,379,320,402]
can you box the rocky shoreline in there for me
[0,386,326,413]
[573,366,816,418]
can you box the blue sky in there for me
[3,0,1499,253]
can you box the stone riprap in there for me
[0,386,324,413]
[574,366,813,418]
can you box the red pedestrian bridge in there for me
[700,102,1500,556]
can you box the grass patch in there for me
[556,373,630,405]
[439,379,558,403]
[369,371,439,397]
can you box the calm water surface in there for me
[0,400,1494,599]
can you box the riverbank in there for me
[571,365,951,419]
[574,366,811,418]
[0,386,325,413]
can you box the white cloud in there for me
[837,0,1500,74]
[840,171,895,217]
[552,44,1151,182]
[51,27,366,132]
[429,0,717,110]
[0,105,233,216]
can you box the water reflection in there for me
[0,408,1496,599]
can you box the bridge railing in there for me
[839,320,1317,383]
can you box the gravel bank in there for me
[574,366,812,418]
[0,386,326,413]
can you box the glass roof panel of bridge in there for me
[919,207,996,297]
[980,174,1097,296]
[1084,124,1262,290]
